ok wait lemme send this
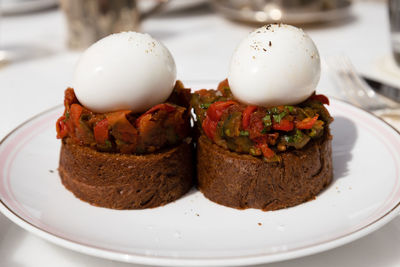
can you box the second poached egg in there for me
[228,24,321,107]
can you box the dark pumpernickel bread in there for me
[197,131,333,211]
[59,139,194,209]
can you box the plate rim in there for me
[0,99,400,266]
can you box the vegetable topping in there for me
[191,79,332,162]
[56,81,191,154]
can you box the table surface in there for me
[1,1,400,266]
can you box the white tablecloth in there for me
[1,1,400,266]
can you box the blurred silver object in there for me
[363,76,400,103]
[389,0,400,66]
[327,56,400,130]
[211,0,352,25]
[60,0,167,50]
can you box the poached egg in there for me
[73,32,177,113]
[228,24,321,107]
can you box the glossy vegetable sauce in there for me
[56,81,191,154]
[191,79,333,161]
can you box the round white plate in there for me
[0,98,400,266]
[1,0,58,15]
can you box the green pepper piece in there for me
[262,114,272,127]
[239,130,249,136]
[273,111,287,123]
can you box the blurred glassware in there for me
[60,0,167,50]
[210,0,352,25]
[0,0,7,68]
[389,0,400,66]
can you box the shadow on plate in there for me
[0,43,57,68]
[0,214,28,267]
[257,216,400,267]
[173,186,199,203]
[331,115,357,180]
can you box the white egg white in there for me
[73,32,177,113]
[228,24,321,107]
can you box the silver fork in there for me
[326,56,400,130]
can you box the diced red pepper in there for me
[257,143,275,159]
[202,117,218,140]
[135,104,176,128]
[310,94,330,105]
[296,115,319,130]
[207,101,237,121]
[144,103,176,115]
[217,78,229,92]
[248,116,265,140]
[107,111,137,143]
[64,88,78,107]
[195,89,211,96]
[272,119,294,132]
[242,105,257,130]
[277,105,285,111]
[94,118,109,144]
[107,110,131,125]
[70,104,83,127]
[56,116,68,139]
[253,132,280,146]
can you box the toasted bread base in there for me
[197,132,333,211]
[59,139,194,209]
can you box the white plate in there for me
[1,0,58,15]
[0,98,400,266]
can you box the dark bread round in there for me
[197,130,333,211]
[59,139,194,209]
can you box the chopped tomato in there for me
[107,110,131,125]
[248,114,265,140]
[217,78,229,92]
[64,88,78,107]
[202,100,236,140]
[267,132,279,145]
[277,105,285,111]
[106,111,137,143]
[195,89,212,96]
[56,116,68,139]
[207,101,236,121]
[113,123,137,143]
[202,117,218,140]
[70,104,83,127]
[242,105,257,130]
[94,118,109,144]
[310,94,330,105]
[296,115,319,130]
[144,103,176,115]
[272,119,294,132]
[56,87,190,155]
[257,143,275,159]
[134,104,176,128]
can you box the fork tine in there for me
[327,55,400,110]
[340,57,400,109]
[326,56,364,108]
[341,57,377,99]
